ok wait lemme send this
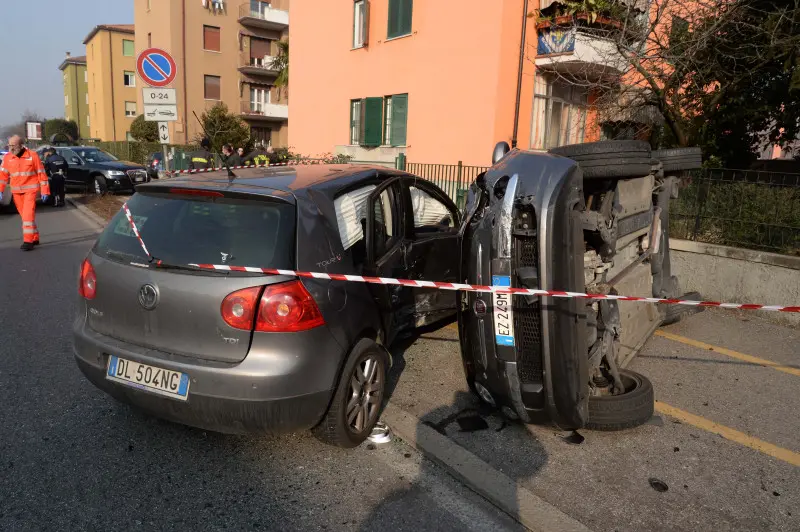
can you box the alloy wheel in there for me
[346,355,383,433]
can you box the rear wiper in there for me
[152,260,229,275]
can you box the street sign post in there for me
[136,48,177,88]
[144,104,179,122]
[158,122,171,145]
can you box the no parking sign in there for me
[136,48,177,88]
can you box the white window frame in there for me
[123,71,136,87]
[84,70,88,83]
[530,76,587,150]
[350,99,362,145]
[125,101,137,117]
[353,0,367,48]
[250,87,270,113]
[383,96,393,146]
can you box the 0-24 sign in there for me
[143,88,177,105]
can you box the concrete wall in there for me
[670,239,800,327]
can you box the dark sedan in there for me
[38,146,150,194]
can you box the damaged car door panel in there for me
[459,141,696,431]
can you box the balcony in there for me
[240,101,288,121]
[238,3,289,31]
[535,26,627,79]
[238,53,279,77]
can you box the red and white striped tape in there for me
[185,264,800,314]
[122,202,151,260]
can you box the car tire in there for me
[92,175,108,195]
[313,338,389,448]
[549,140,653,179]
[652,147,702,172]
[586,370,654,431]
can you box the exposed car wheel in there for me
[652,147,702,172]
[662,291,703,326]
[92,175,108,195]
[549,140,653,178]
[586,370,654,431]
[313,338,388,448]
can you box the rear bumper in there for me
[73,321,337,435]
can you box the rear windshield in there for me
[95,192,295,269]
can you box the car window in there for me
[408,186,455,233]
[60,149,79,162]
[74,149,118,163]
[371,187,397,259]
[95,192,296,269]
[334,185,376,251]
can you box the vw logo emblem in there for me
[138,284,159,310]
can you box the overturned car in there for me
[458,140,701,431]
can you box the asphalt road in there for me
[0,203,521,532]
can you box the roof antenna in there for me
[192,110,236,181]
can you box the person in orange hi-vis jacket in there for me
[0,135,51,251]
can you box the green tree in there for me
[44,119,79,142]
[198,103,252,154]
[130,114,159,142]
[270,39,289,98]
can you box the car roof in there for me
[141,164,406,200]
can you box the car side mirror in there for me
[71,157,81,165]
[492,141,510,164]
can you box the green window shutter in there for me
[363,97,383,147]
[123,39,134,57]
[390,94,408,146]
[388,0,412,39]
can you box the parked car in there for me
[37,146,150,194]
[73,164,460,447]
[459,140,702,432]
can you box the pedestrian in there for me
[221,143,244,167]
[0,135,51,251]
[188,137,214,171]
[43,147,68,207]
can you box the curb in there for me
[65,195,108,229]
[381,404,592,532]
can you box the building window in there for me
[87,115,90,127]
[204,75,221,100]
[125,102,137,117]
[530,76,587,150]
[251,127,272,147]
[203,26,221,52]
[387,0,413,39]
[65,95,69,106]
[124,71,136,87]
[148,32,152,47]
[383,94,407,146]
[250,86,270,112]
[84,70,88,83]
[250,38,272,67]
[250,0,270,17]
[85,93,89,105]
[123,39,135,57]
[353,0,368,48]
[350,99,362,145]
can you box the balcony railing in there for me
[238,3,289,30]
[238,53,279,76]
[535,26,626,77]
[240,100,288,120]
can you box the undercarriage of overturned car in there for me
[458,141,702,432]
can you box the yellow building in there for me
[134,0,289,146]
[59,53,90,140]
[84,24,138,142]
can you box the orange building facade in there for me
[288,1,662,166]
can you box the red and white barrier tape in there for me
[185,264,800,314]
[122,202,152,260]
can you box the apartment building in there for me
[289,0,654,166]
[83,25,138,142]
[59,53,91,140]
[134,0,289,147]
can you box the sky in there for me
[0,0,133,127]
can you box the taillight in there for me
[257,281,325,332]
[79,259,97,300]
[221,286,261,330]
[221,281,325,333]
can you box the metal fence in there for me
[670,168,800,255]
[405,161,490,209]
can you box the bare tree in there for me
[531,0,800,151]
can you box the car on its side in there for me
[73,164,461,447]
[37,146,150,194]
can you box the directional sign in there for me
[144,104,179,122]
[143,88,177,105]
[158,122,171,145]
[136,48,177,88]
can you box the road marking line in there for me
[655,401,800,467]
[655,330,800,377]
